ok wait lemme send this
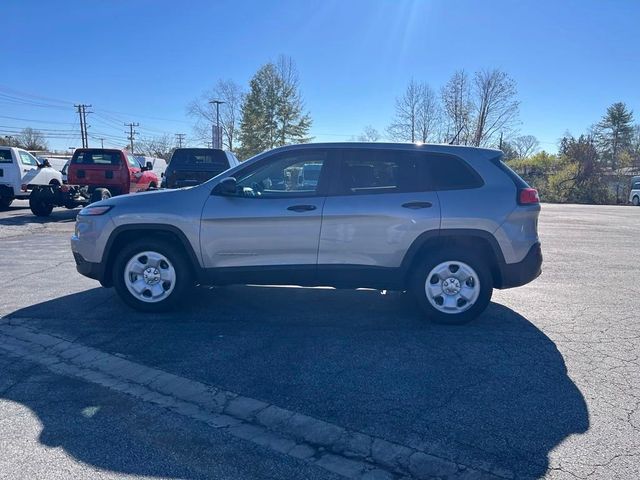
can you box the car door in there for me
[18,150,39,178]
[200,149,332,283]
[318,148,441,276]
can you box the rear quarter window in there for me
[0,150,12,163]
[490,155,530,189]
[424,154,484,190]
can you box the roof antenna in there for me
[449,126,464,145]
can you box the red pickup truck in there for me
[29,148,159,216]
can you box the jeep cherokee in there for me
[71,143,542,324]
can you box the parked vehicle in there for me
[29,148,159,216]
[163,148,239,189]
[135,156,167,182]
[0,146,63,209]
[60,160,70,184]
[630,176,640,206]
[71,143,542,324]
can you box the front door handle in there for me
[287,204,317,212]
[402,201,433,209]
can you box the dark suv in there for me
[163,148,239,189]
[71,143,542,324]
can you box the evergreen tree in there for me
[238,57,312,159]
[594,102,634,170]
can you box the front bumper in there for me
[72,251,105,282]
[497,242,542,289]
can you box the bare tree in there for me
[137,134,175,160]
[188,79,244,151]
[471,69,519,147]
[388,80,442,143]
[416,84,441,143]
[441,70,472,145]
[511,135,539,158]
[357,125,381,142]
[387,79,422,142]
[17,127,48,151]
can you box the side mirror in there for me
[212,177,237,196]
[144,161,153,171]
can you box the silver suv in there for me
[71,143,542,324]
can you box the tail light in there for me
[519,188,539,205]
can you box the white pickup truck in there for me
[630,177,640,206]
[0,146,63,209]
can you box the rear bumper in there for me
[497,242,542,289]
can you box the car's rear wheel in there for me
[633,196,639,206]
[410,249,493,324]
[113,239,192,312]
[0,197,13,210]
[29,190,54,217]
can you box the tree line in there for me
[507,102,640,204]
[0,128,49,150]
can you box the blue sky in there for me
[2,0,639,152]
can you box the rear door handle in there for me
[402,201,433,209]
[287,204,317,212]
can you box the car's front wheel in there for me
[113,239,192,312]
[632,195,639,206]
[411,249,493,324]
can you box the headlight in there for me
[78,205,113,216]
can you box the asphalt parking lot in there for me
[1,200,639,479]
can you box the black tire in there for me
[0,197,13,210]
[633,196,639,206]
[410,248,493,325]
[112,238,192,312]
[29,190,54,217]
[148,182,157,190]
[91,188,111,203]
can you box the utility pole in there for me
[125,122,139,154]
[175,133,186,148]
[99,138,104,148]
[208,100,225,149]
[499,132,503,151]
[75,104,92,148]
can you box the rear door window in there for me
[335,149,420,195]
[0,150,12,163]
